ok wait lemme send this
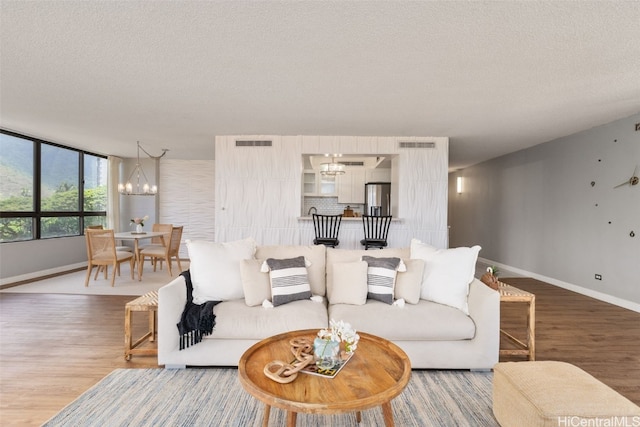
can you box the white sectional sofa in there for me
[158,239,500,370]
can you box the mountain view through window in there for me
[0,131,107,242]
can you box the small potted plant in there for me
[481,265,500,290]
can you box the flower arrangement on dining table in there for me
[130,215,149,227]
[130,215,149,233]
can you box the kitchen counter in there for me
[298,216,362,221]
[298,216,402,221]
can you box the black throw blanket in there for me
[177,270,221,350]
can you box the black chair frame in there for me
[312,214,342,248]
[360,215,392,250]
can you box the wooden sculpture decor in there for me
[263,338,314,384]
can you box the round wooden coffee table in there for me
[238,329,411,427]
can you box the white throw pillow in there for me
[329,261,368,305]
[240,259,271,307]
[395,258,425,304]
[186,238,257,304]
[410,238,481,314]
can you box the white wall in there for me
[449,113,640,308]
[159,159,215,258]
[215,135,449,248]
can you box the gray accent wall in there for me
[449,113,640,309]
[0,236,87,281]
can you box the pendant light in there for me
[118,141,168,195]
[320,155,345,176]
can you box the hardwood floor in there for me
[499,278,640,404]
[0,294,158,426]
[1,277,639,426]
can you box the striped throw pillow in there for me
[265,256,312,307]
[362,256,401,305]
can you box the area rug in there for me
[43,368,498,426]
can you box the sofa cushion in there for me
[205,299,328,340]
[186,238,257,304]
[395,258,424,304]
[326,247,408,303]
[265,256,312,307]
[240,259,271,306]
[410,239,481,314]
[361,256,401,304]
[256,245,326,296]
[329,299,476,341]
[329,261,368,305]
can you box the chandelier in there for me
[320,156,345,176]
[118,141,168,195]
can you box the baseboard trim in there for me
[478,257,640,313]
[0,263,87,288]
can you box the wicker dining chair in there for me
[137,223,173,253]
[138,226,183,278]
[84,228,135,286]
[86,225,132,277]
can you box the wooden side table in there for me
[124,291,158,361]
[498,282,536,361]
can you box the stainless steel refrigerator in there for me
[364,182,391,216]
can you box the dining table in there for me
[114,231,167,281]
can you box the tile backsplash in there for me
[302,197,364,216]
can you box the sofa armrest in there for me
[158,275,187,365]
[467,278,500,364]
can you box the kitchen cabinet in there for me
[302,171,317,195]
[319,173,337,196]
[337,170,366,204]
[303,170,337,196]
[365,168,391,183]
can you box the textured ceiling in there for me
[1,1,639,170]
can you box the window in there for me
[0,130,108,242]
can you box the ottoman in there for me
[493,361,640,427]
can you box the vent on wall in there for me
[398,142,436,149]
[341,161,365,166]
[235,140,272,147]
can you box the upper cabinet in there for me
[365,168,391,183]
[337,170,366,204]
[302,170,317,195]
[303,170,337,196]
[318,173,337,196]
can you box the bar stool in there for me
[312,214,342,248]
